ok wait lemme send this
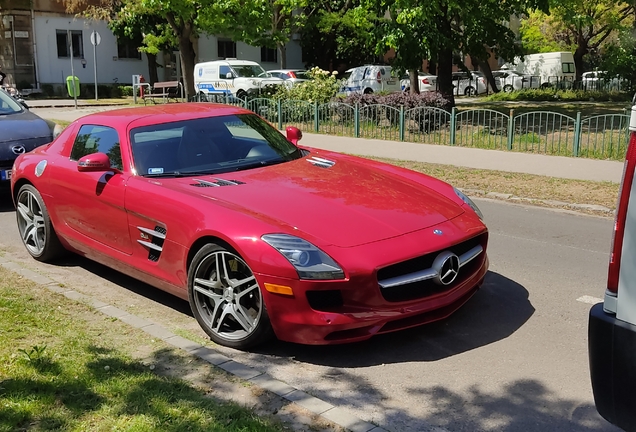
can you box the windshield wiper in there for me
[233,158,286,172]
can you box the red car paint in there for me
[11,103,489,345]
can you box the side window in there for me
[70,125,122,170]
[219,65,233,79]
[350,68,364,82]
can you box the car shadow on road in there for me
[52,254,193,317]
[0,189,15,212]
[251,270,534,367]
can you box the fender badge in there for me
[35,160,47,177]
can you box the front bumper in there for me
[258,251,489,345]
[589,302,636,432]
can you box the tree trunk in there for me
[428,59,437,76]
[409,69,420,94]
[147,53,159,85]
[178,34,197,99]
[437,48,455,107]
[278,42,287,69]
[573,42,587,82]
[470,54,498,93]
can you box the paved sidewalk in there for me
[29,101,626,183]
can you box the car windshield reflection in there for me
[0,89,24,115]
[130,113,303,177]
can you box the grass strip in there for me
[368,157,620,212]
[0,267,284,432]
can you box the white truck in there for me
[194,59,284,100]
[505,52,576,88]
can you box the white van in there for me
[341,65,401,95]
[194,59,284,100]
[589,98,636,431]
[505,52,576,88]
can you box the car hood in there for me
[159,154,464,247]
[0,110,51,143]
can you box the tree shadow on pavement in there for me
[0,189,15,213]
[253,271,534,367]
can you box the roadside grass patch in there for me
[368,157,620,212]
[0,267,283,432]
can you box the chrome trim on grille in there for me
[137,240,163,251]
[379,245,483,289]
[138,226,166,240]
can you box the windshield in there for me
[0,89,24,115]
[232,64,267,78]
[130,113,303,177]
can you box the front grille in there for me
[377,233,487,303]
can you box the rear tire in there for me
[464,86,476,96]
[363,88,373,94]
[188,243,274,349]
[503,84,514,93]
[15,184,65,262]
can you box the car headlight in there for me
[262,234,345,280]
[454,187,484,220]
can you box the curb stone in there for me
[0,255,388,432]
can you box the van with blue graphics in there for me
[340,65,401,95]
[194,59,284,100]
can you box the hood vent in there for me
[307,156,336,168]
[191,178,245,187]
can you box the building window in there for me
[56,30,83,59]
[261,46,277,63]
[117,36,142,60]
[218,40,236,59]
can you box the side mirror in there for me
[286,126,302,146]
[18,99,29,109]
[225,72,234,79]
[77,152,115,172]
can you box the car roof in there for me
[74,103,253,130]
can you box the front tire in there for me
[16,184,65,262]
[464,86,476,96]
[503,84,514,93]
[236,89,247,100]
[188,243,274,349]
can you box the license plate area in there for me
[0,169,12,181]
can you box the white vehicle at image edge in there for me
[589,98,636,432]
[341,65,401,95]
[194,59,284,100]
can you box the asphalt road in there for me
[0,190,620,432]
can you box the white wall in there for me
[34,15,148,85]
[196,34,304,70]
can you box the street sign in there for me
[90,31,101,46]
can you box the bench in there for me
[142,81,183,105]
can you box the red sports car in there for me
[11,103,488,349]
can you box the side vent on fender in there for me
[137,225,167,262]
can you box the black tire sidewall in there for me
[187,243,273,349]
[16,184,64,262]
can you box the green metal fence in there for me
[196,97,631,160]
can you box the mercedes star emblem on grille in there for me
[432,251,460,285]
[11,145,26,155]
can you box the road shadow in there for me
[0,189,15,213]
[251,271,534,367]
[51,253,193,317]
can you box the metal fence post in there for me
[450,107,456,146]
[354,103,360,138]
[573,111,582,157]
[399,106,405,141]
[277,99,283,130]
[507,109,514,150]
[314,101,319,133]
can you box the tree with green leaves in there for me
[300,1,377,73]
[520,0,633,80]
[365,0,549,104]
[212,0,309,69]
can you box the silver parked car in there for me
[492,70,540,92]
[452,71,487,96]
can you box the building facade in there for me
[0,0,303,93]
